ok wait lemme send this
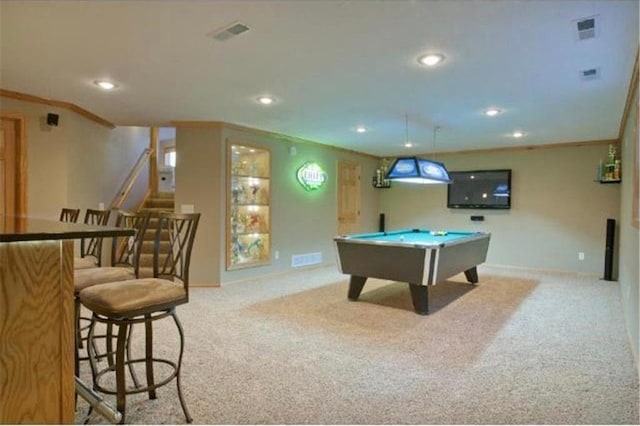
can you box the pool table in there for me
[333,229,491,315]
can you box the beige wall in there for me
[379,144,621,275]
[0,97,150,220]
[617,89,639,367]
[175,126,224,285]
[175,124,379,286]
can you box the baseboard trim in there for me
[482,263,601,279]
[221,262,337,287]
[191,282,221,288]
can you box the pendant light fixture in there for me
[385,118,452,184]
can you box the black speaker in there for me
[604,218,615,281]
[379,213,385,232]
[46,113,59,126]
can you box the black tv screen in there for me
[447,169,512,209]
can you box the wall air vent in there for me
[208,22,250,42]
[580,67,601,81]
[291,252,322,268]
[574,15,598,41]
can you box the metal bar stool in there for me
[80,212,200,424]
[74,211,150,379]
[75,208,111,269]
[60,207,81,223]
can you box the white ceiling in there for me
[1,1,638,157]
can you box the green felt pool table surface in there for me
[342,229,480,246]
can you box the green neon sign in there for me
[296,162,327,191]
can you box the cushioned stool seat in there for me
[75,267,136,292]
[75,256,100,270]
[81,278,186,317]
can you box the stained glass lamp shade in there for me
[385,157,452,184]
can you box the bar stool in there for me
[75,208,111,269]
[60,207,80,223]
[80,212,200,424]
[74,211,150,378]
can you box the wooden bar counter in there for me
[0,216,133,424]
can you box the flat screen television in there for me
[447,169,512,209]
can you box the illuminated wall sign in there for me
[296,161,327,191]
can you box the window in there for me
[163,146,176,168]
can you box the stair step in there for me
[141,207,174,215]
[136,192,175,273]
[138,253,169,268]
[145,198,174,209]
[154,192,175,199]
[141,240,171,252]
[142,229,169,241]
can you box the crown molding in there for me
[0,89,115,129]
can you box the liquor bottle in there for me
[597,160,603,181]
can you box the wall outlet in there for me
[578,252,585,261]
[181,204,194,213]
[98,202,105,210]
[274,250,279,260]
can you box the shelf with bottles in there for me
[228,233,270,267]
[372,158,392,188]
[372,176,391,188]
[231,176,270,204]
[230,146,270,178]
[227,142,271,270]
[230,205,270,234]
[596,144,622,184]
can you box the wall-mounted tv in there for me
[447,169,512,209]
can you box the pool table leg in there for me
[408,284,429,315]
[464,267,479,284]
[348,276,368,301]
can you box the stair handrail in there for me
[109,148,152,210]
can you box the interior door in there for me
[337,160,360,235]
[0,114,26,218]
[0,118,17,217]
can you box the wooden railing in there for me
[109,148,152,210]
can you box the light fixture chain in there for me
[405,114,409,144]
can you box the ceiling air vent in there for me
[580,67,601,81]
[574,15,598,41]
[208,22,250,42]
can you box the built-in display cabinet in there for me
[226,142,271,270]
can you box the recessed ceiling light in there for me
[356,126,367,133]
[512,131,524,138]
[485,108,502,117]
[94,80,117,90]
[257,96,275,105]
[417,53,445,67]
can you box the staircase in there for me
[138,192,174,278]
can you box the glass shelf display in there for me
[372,158,391,188]
[596,144,622,184]
[227,143,271,269]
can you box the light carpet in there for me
[75,265,639,424]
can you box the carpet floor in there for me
[75,265,639,424]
